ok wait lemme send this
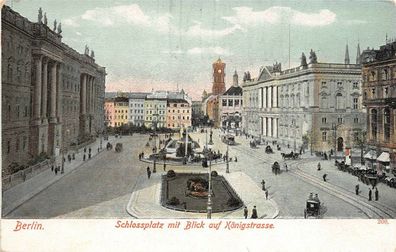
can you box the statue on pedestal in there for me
[53,19,57,31]
[57,22,62,34]
[309,49,317,64]
[301,52,308,68]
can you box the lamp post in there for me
[207,152,212,219]
[292,119,297,152]
[226,142,229,173]
[332,123,338,165]
[61,129,70,174]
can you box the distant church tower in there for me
[344,44,350,64]
[212,58,226,95]
[356,43,361,64]
[233,70,238,87]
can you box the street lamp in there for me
[332,123,340,165]
[207,151,212,219]
[61,129,70,174]
[226,143,229,173]
[291,119,297,152]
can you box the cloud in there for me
[187,47,232,56]
[184,21,241,38]
[345,19,368,25]
[223,6,336,28]
[64,4,174,33]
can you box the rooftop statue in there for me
[53,19,57,31]
[44,13,47,25]
[57,22,62,34]
[85,45,89,55]
[301,52,308,67]
[309,49,318,64]
[90,50,95,58]
[38,7,43,23]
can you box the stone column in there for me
[33,55,42,122]
[263,87,267,108]
[274,118,278,138]
[269,117,273,137]
[81,74,87,115]
[41,57,48,122]
[50,61,58,122]
[269,86,273,108]
[274,86,278,108]
[57,63,63,122]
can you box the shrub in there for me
[167,196,180,206]
[211,171,218,177]
[167,170,176,178]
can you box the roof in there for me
[114,96,129,102]
[128,92,149,99]
[167,99,189,104]
[223,86,242,96]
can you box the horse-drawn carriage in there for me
[115,143,123,152]
[265,145,274,154]
[281,152,300,159]
[222,134,236,145]
[304,194,321,219]
[106,142,113,150]
[250,141,257,148]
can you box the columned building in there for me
[242,49,366,152]
[2,6,106,174]
[362,41,396,172]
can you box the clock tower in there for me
[212,58,226,95]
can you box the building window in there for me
[337,82,342,88]
[384,87,389,98]
[353,82,358,89]
[16,138,19,152]
[7,140,10,154]
[235,99,240,106]
[371,109,377,140]
[384,108,391,141]
[338,117,343,124]
[371,88,376,98]
[321,81,326,88]
[353,98,359,109]
[354,118,359,124]
[228,99,233,107]
[322,131,327,142]
[336,93,345,109]
[322,117,327,124]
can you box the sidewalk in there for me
[2,136,117,217]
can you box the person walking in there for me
[243,206,248,219]
[83,154,86,161]
[84,147,87,153]
[261,179,266,191]
[375,188,379,201]
[251,206,258,219]
[322,174,327,182]
[55,167,58,175]
[317,162,321,171]
[265,190,269,200]
[163,162,166,172]
[234,156,237,162]
[355,184,359,195]
[147,167,151,179]
[368,188,372,201]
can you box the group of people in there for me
[138,152,145,160]
[244,206,258,219]
[355,184,379,201]
[82,147,92,161]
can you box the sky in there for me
[5,0,396,100]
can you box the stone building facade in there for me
[243,50,366,152]
[362,41,396,171]
[128,93,148,127]
[219,71,243,132]
[166,99,192,129]
[2,6,106,174]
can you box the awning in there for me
[364,150,377,160]
[377,152,390,163]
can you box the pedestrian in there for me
[244,206,248,219]
[317,162,321,171]
[84,147,86,153]
[89,147,91,153]
[368,188,372,201]
[309,193,313,200]
[265,190,269,200]
[147,167,151,179]
[88,153,91,159]
[323,174,327,182]
[51,165,54,172]
[375,188,379,201]
[97,147,100,153]
[55,167,58,175]
[83,154,86,161]
[261,179,266,191]
[285,163,288,172]
[72,153,75,160]
[163,162,166,172]
[235,156,237,162]
[138,153,141,160]
[153,160,157,173]
[355,184,359,195]
[251,206,258,219]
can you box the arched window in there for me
[320,95,328,109]
[384,108,391,141]
[371,109,378,140]
[336,93,345,109]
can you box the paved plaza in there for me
[3,130,396,219]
